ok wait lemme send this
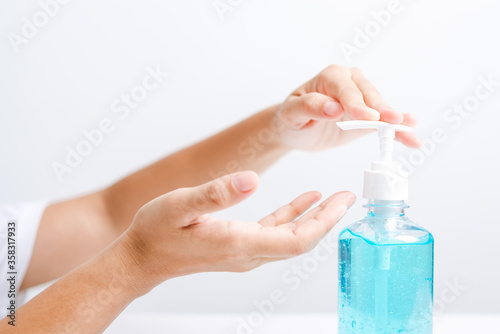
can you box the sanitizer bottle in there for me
[336,121,433,334]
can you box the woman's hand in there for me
[119,171,355,291]
[276,65,420,150]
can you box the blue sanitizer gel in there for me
[338,200,433,333]
[335,121,434,334]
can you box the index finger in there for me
[248,191,355,257]
[350,67,403,124]
[316,66,380,121]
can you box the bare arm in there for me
[103,105,289,230]
[3,172,355,333]
[21,65,419,289]
[5,237,143,333]
[22,106,288,288]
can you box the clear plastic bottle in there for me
[338,200,433,333]
[335,121,434,333]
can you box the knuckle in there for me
[319,64,345,81]
[302,94,322,113]
[339,86,363,100]
[286,203,302,219]
[364,90,383,101]
[205,182,228,207]
[347,105,368,117]
[279,98,293,120]
[373,102,390,111]
[324,64,344,73]
[349,66,362,75]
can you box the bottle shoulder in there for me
[339,215,433,245]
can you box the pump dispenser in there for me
[336,121,434,334]
[337,121,411,200]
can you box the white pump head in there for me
[337,121,412,200]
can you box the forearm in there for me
[104,105,290,229]
[4,238,147,333]
[22,106,289,288]
[20,65,412,294]
[22,193,118,288]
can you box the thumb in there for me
[281,92,345,129]
[176,171,259,222]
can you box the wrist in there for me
[111,230,163,297]
[260,104,294,153]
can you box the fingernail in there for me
[324,100,343,117]
[347,195,356,208]
[232,172,257,193]
[365,107,380,120]
[382,107,404,124]
[393,112,404,124]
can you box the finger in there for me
[336,84,380,121]
[281,190,350,229]
[401,112,418,127]
[164,171,259,224]
[318,66,380,121]
[395,113,421,147]
[258,191,322,227]
[350,67,403,124]
[396,131,422,148]
[281,93,344,129]
[294,191,355,248]
[294,190,354,227]
[250,191,355,257]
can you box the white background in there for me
[1,0,499,317]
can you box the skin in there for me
[2,65,419,333]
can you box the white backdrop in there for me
[1,0,499,316]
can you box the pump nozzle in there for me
[336,121,412,200]
[337,121,411,162]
